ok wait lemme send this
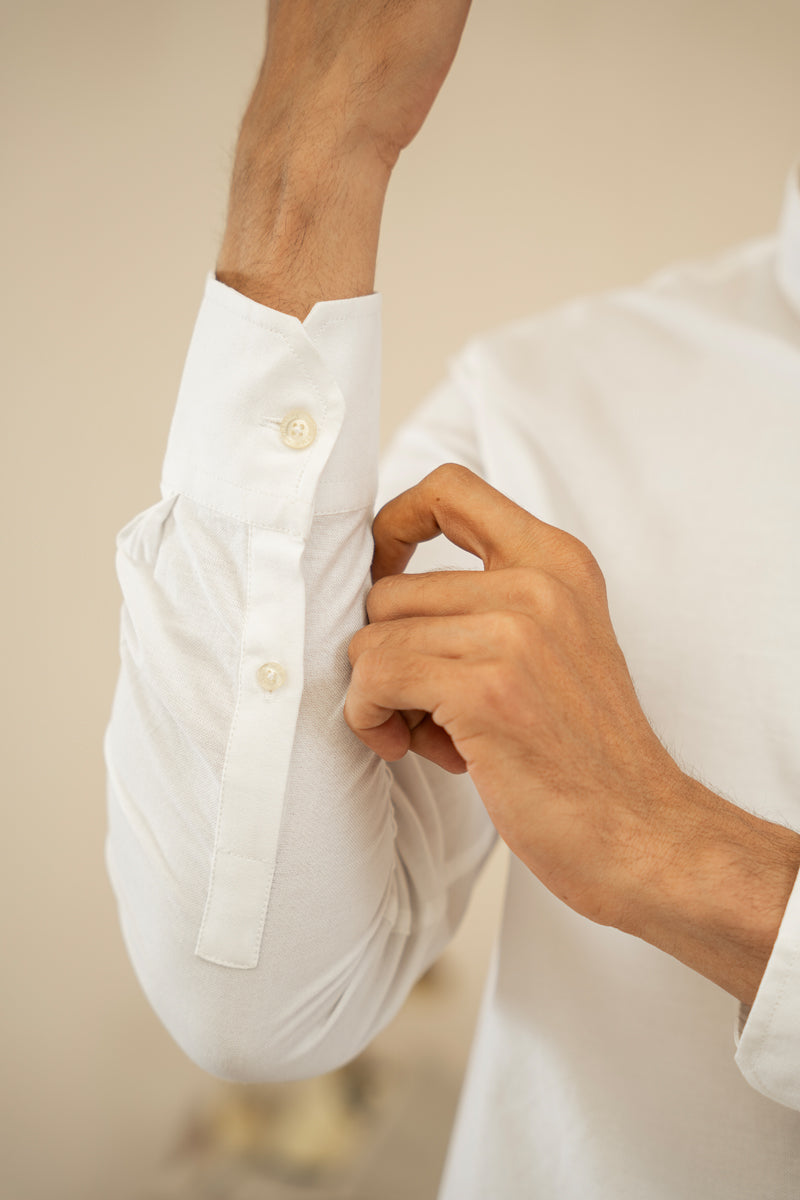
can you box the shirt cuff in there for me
[735,858,800,1110]
[161,273,382,537]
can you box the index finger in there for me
[371,462,559,581]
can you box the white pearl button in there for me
[257,662,286,693]
[279,410,317,450]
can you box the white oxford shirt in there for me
[106,173,800,1197]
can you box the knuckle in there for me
[475,659,511,711]
[366,573,398,622]
[427,461,474,498]
[515,566,554,609]
[525,569,568,622]
[575,548,607,594]
[430,461,471,484]
[557,542,607,602]
[540,571,569,612]
[505,568,537,609]
[352,646,381,691]
[490,608,532,650]
[506,567,567,622]
[370,500,394,539]
[555,532,605,586]
[348,624,372,665]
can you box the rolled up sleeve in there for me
[104,275,495,1081]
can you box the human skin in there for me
[216,3,800,1008]
[345,465,800,1006]
[217,0,472,316]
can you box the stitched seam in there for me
[217,848,268,864]
[160,482,306,538]
[246,591,308,967]
[168,459,374,501]
[251,847,274,965]
[196,522,253,955]
[205,289,302,334]
[748,917,800,1091]
[198,299,335,499]
[202,954,258,970]
[169,454,315,502]
[162,481,376,531]
[205,287,383,361]
[310,309,379,338]
[314,503,376,517]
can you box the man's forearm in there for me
[625,773,800,1007]
[216,73,391,319]
[214,0,472,319]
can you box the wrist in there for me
[626,772,800,1004]
[217,81,392,318]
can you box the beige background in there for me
[2,1,799,1197]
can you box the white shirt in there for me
[105,172,800,1198]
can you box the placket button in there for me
[257,662,286,693]
[279,410,317,450]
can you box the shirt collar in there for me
[776,164,800,318]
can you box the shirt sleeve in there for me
[104,273,496,1083]
[735,861,800,1110]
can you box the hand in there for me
[345,464,800,1005]
[217,1,473,314]
[346,463,683,929]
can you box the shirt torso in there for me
[435,228,800,1198]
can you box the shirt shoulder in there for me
[452,236,798,402]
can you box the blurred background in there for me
[2,1,799,1197]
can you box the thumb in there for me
[371,462,557,581]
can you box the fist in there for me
[346,464,685,929]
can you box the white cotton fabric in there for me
[106,170,800,1197]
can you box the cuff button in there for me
[280,410,317,450]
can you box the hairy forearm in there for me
[216,74,391,319]
[622,773,800,1006]
[215,0,472,317]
